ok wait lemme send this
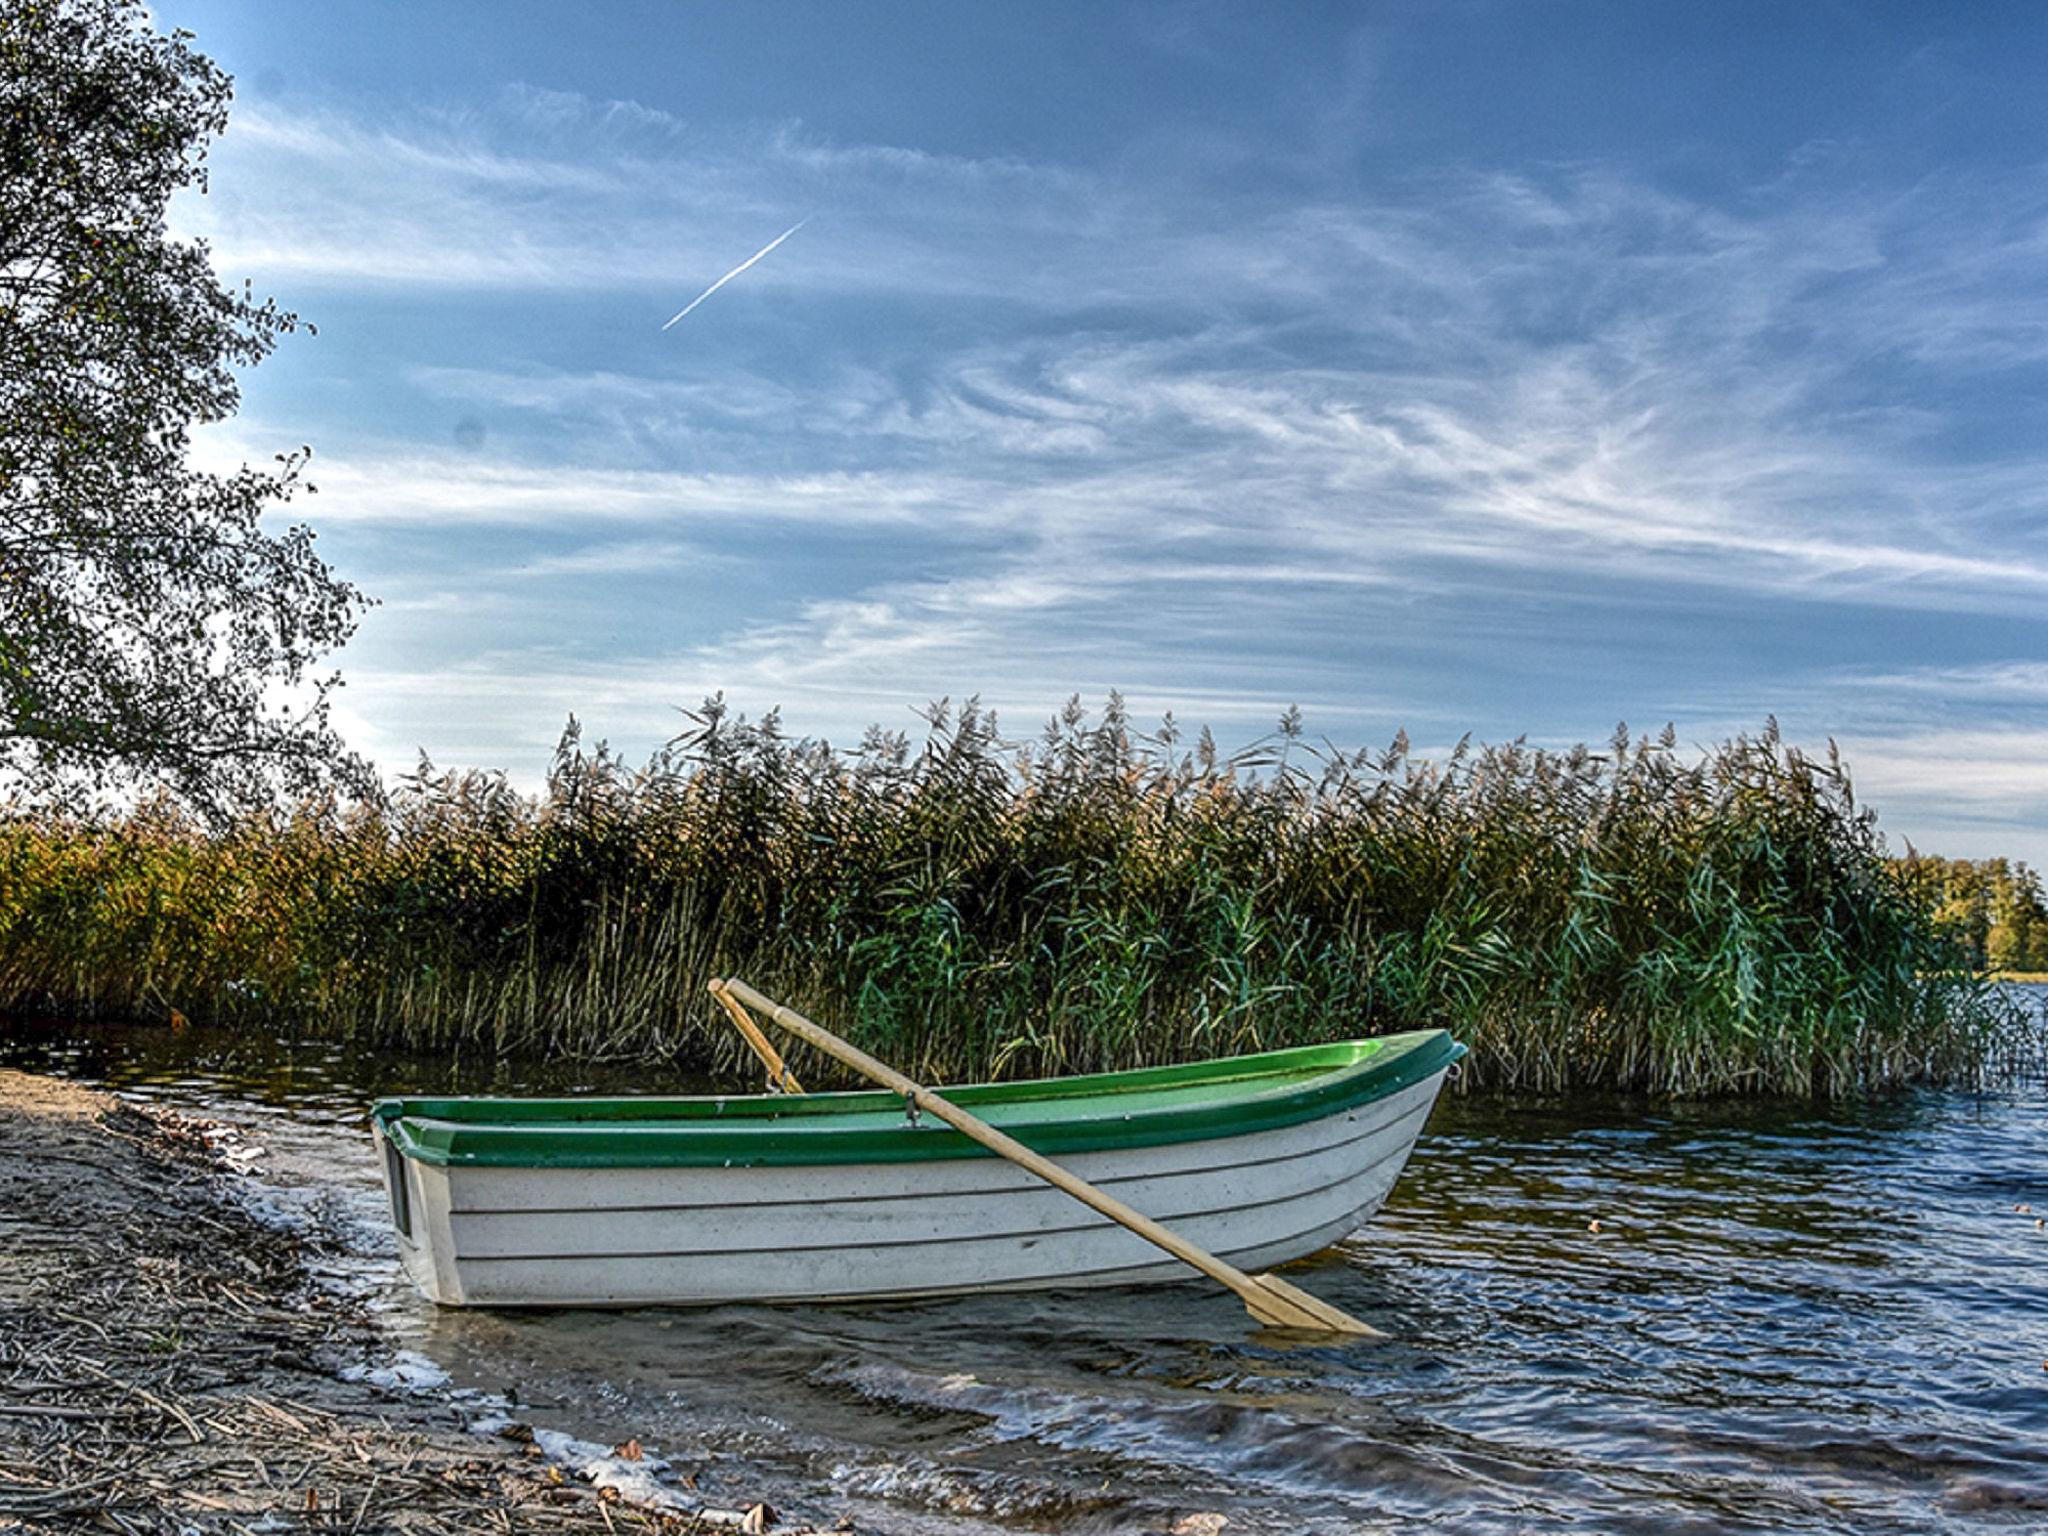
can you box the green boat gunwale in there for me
[372,1031,1465,1170]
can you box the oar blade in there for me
[1244,1274,1384,1338]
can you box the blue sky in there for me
[162,1,2048,860]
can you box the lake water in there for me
[4,1003,2044,1535]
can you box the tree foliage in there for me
[1893,853,2048,973]
[0,0,364,812]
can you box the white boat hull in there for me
[379,1069,1449,1308]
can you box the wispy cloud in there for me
[193,429,970,529]
[1844,661,2048,702]
[179,96,1089,295]
[1840,729,2048,810]
[504,538,735,579]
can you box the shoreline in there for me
[0,1070,825,1534]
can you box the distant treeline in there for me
[1893,855,2048,974]
[0,700,2025,1096]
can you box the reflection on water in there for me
[4,1005,2045,1534]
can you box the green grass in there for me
[0,698,2026,1095]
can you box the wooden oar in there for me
[709,976,1382,1338]
[709,979,804,1094]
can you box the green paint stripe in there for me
[373,1031,1464,1170]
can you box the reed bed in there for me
[0,698,2023,1095]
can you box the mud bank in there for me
[0,1071,817,1534]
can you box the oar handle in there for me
[710,981,804,1094]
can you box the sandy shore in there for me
[0,1070,802,1534]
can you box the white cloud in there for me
[1828,727,2048,864]
[182,94,1098,297]
[501,538,736,579]
[1842,730,2048,808]
[193,430,977,530]
[1844,661,2048,702]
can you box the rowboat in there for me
[371,1030,1463,1309]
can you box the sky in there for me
[157,1,2048,861]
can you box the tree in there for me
[0,0,366,813]
[1895,851,2048,973]
[1985,859,2048,974]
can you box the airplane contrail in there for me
[660,219,807,331]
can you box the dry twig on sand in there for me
[0,1071,842,1534]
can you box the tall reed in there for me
[0,698,2022,1094]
